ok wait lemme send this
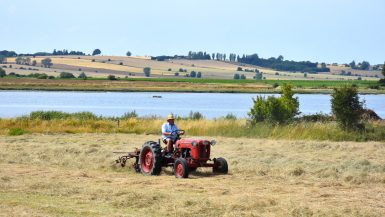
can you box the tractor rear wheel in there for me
[213,157,228,174]
[139,141,162,176]
[174,158,189,178]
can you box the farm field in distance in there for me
[1,55,384,93]
[1,133,385,217]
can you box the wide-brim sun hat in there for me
[167,114,175,120]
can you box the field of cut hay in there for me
[1,133,385,216]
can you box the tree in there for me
[240,74,246,79]
[41,58,53,68]
[107,74,117,80]
[32,60,37,66]
[360,61,370,70]
[331,85,364,130]
[321,62,327,68]
[59,72,75,79]
[254,72,263,80]
[237,67,243,71]
[143,67,151,77]
[349,60,356,69]
[92,49,101,56]
[78,72,87,80]
[0,55,5,64]
[190,71,196,78]
[248,84,299,125]
[197,72,202,78]
[0,68,6,77]
[382,62,385,77]
[126,51,132,56]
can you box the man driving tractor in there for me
[162,114,184,155]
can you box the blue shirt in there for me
[162,122,179,140]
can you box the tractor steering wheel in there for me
[170,130,185,137]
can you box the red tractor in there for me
[115,130,228,178]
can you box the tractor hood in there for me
[177,138,212,146]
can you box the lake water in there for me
[0,91,384,119]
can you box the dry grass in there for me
[0,133,385,216]
[1,117,385,141]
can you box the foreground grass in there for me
[1,117,385,141]
[0,134,385,216]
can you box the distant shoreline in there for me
[0,78,384,94]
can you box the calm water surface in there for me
[0,91,384,119]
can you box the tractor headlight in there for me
[210,140,216,146]
[192,141,197,147]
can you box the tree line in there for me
[237,54,330,73]
[349,60,370,70]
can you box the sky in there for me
[1,0,384,64]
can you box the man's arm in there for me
[162,124,172,136]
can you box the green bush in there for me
[59,72,75,79]
[143,67,151,77]
[78,72,87,80]
[107,75,117,80]
[0,68,6,77]
[197,72,202,78]
[8,128,26,136]
[29,111,97,120]
[297,113,334,122]
[248,84,299,125]
[37,74,48,79]
[331,85,364,130]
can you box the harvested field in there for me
[4,56,380,80]
[1,134,385,216]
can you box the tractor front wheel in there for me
[174,158,189,178]
[213,157,228,174]
[139,141,162,176]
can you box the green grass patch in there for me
[8,128,27,136]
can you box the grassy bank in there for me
[1,111,385,141]
[0,77,384,93]
[1,134,385,216]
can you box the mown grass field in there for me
[1,133,385,216]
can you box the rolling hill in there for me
[3,56,382,81]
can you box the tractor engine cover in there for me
[175,139,211,161]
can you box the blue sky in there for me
[1,0,384,64]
